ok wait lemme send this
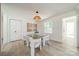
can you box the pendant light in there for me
[33,11,41,22]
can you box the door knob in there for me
[14,31,16,32]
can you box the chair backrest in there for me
[23,36,26,39]
[29,38,41,48]
[23,35,30,42]
[43,35,49,41]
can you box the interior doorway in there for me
[62,16,77,47]
[8,19,22,42]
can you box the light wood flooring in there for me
[1,40,79,56]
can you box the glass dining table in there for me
[27,34,47,45]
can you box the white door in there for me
[9,19,22,42]
[62,16,77,47]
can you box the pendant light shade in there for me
[33,16,41,20]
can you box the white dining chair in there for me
[43,35,49,46]
[29,37,41,56]
[23,36,30,47]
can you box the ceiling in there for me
[4,3,79,20]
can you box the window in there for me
[44,21,53,33]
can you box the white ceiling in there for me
[5,3,79,20]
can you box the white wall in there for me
[0,3,1,53]
[38,10,77,42]
[1,4,33,44]
[76,7,79,47]
[77,17,79,47]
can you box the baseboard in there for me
[2,39,24,48]
[50,39,62,44]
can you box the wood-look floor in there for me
[1,40,79,56]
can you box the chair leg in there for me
[40,45,42,50]
[45,40,48,45]
[31,46,35,56]
[24,40,26,45]
[27,41,29,47]
[43,40,45,46]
